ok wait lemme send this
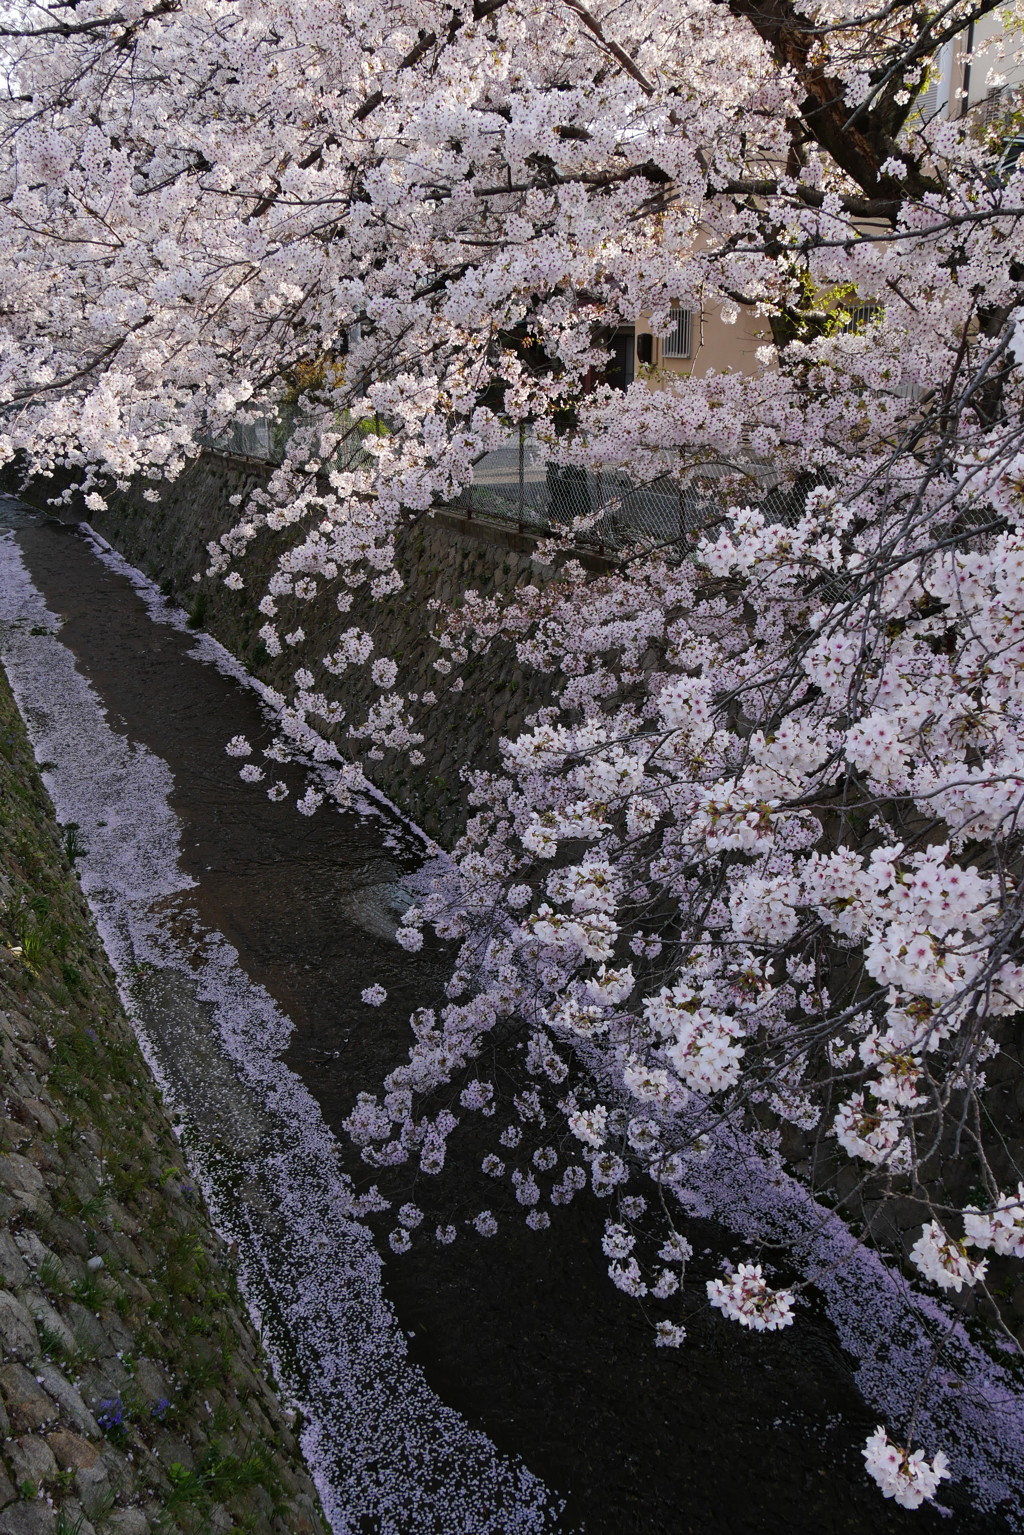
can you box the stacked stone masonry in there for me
[0,668,326,1535]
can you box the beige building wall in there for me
[634,305,771,384]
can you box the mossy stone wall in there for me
[0,668,326,1535]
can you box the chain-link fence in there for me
[446,430,806,550]
[202,404,368,468]
[205,413,800,553]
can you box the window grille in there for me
[844,301,882,332]
[662,308,693,359]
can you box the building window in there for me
[662,308,693,359]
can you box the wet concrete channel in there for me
[0,505,1011,1535]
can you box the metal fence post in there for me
[518,423,526,531]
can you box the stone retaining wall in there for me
[0,667,327,1535]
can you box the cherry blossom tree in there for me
[2,0,1024,1511]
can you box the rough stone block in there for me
[6,1436,58,1489]
[35,1366,99,1439]
[150,1433,194,1473]
[96,1314,133,1358]
[97,1445,134,1501]
[18,1101,59,1138]
[0,1365,57,1432]
[52,1505,93,1535]
[0,1156,46,1214]
[37,1219,87,1264]
[64,1305,110,1362]
[104,1509,149,1535]
[0,1121,31,1154]
[130,1361,170,1409]
[0,1502,55,1535]
[21,1294,75,1359]
[0,1235,29,1289]
[13,1042,49,1077]
[45,1432,100,1474]
[0,1292,40,1363]
[74,1458,111,1519]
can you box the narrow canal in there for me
[0,501,1013,1534]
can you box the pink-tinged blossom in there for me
[658,1232,694,1265]
[601,1223,635,1260]
[11,1,1024,1510]
[833,1094,906,1166]
[963,1186,1024,1258]
[707,1265,795,1332]
[512,1171,540,1207]
[371,658,399,689]
[591,1153,629,1196]
[608,1258,647,1297]
[361,985,387,1007]
[568,1106,608,1147]
[460,1080,494,1111]
[862,1428,950,1510]
[909,1221,988,1293]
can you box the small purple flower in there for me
[97,1397,123,1432]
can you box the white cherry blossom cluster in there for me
[963,1187,1024,1259]
[862,1427,950,1510]
[908,1221,988,1293]
[706,1264,795,1332]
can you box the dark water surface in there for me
[8,512,1008,1535]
